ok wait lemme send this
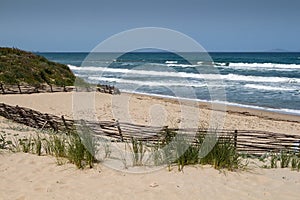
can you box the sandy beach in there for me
[0,92,300,134]
[1,92,300,200]
[0,151,300,200]
[2,0,300,199]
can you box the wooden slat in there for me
[0,102,300,155]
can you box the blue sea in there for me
[39,52,300,116]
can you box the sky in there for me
[1,0,300,52]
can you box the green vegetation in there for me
[260,151,300,171]
[19,136,33,153]
[2,131,97,169]
[0,134,10,150]
[149,130,243,171]
[0,47,75,86]
[1,128,245,171]
[2,124,300,172]
[198,135,242,171]
[129,138,147,166]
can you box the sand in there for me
[0,152,300,200]
[0,92,300,134]
[1,92,300,199]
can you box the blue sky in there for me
[1,0,299,52]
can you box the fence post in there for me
[0,83,5,94]
[45,114,57,132]
[234,130,238,149]
[162,126,171,144]
[61,115,69,132]
[29,109,39,128]
[116,120,124,142]
[34,85,39,93]
[17,84,22,94]
[1,103,8,118]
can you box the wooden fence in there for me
[0,103,299,155]
[0,83,120,95]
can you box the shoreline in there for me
[123,91,300,123]
[0,91,300,134]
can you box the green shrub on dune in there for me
[0,47,75,86]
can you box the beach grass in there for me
[137,129,245,171]
[67,134,86,168]
[0,134,8,150]
[33,134,42,156]
[129,137,147,166]
[2,126,300,172]
[2,130,98,169]
[20,136,33,153]
[260,151,300,171]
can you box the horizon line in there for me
[35,51,300,53]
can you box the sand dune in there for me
[1,92,300,199]
[0,152,300,200]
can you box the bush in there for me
[0,47,76,86]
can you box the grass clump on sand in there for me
[5,130,98,169]
[198,134,242,171]
[147,129,244,171]
[128,137,147,166]
[0,134,10,150]
[260,151,300,171]
[3,123,299,172]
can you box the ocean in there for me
[39,52,300,116]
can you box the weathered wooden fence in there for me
[0,83,120,95]
[0,103,299,155]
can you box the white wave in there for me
[165,60,178,64]
[68,65,300,83]
[68,64,78,69]
[120,62,137,66]
[88,77,207,88]
[223,74,300,83]
[166,63,200,68]
[244,84,296,91]
[68,64,208,78]
[216,62,300,69]
[160,61,202,68]
[167,61,300,70]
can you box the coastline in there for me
[0,91,299,134]
[1,91,300,200]
[123,91,300,123]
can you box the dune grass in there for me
[0,133,13,152]
[259,150,300,171]
[128,137,147,166]
[2,125,300,172]
[181,132,242,171]
[145,129,244,171]
[4,130,97,169]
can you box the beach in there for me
[0,151,300,200]
[0,92,300,134]
[2,0,300,199]
[1,92,300,200]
